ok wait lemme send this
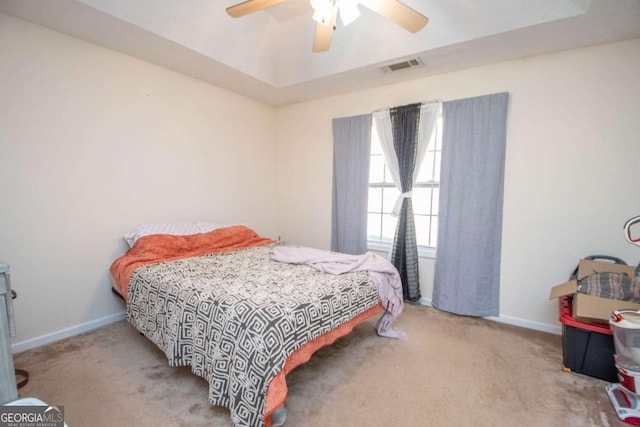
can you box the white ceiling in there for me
[1,0,640,106]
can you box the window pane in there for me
[383,165,395,184]
[371,126,383,155]
[424,150,437,182]
[435,117,443,150]
[415,157,426,182]
[414,215,429,247]
[412,188,431,215]
[382,187,400,212]
[433,152,441,182]
[432,188,440,215]
[381,214,397,242]
[368,187,382,213]
[367,213,381,240]
[367,112,443,248]
[369,154,385,183]
[429,216,439,247]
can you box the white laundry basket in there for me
[611,310,640,371]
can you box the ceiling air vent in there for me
[379,58,423,74]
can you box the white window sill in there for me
[367,241,436,259]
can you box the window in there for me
[367,116,442,249]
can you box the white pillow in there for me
[123,221,231,247]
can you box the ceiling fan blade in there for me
[359,0,429,33]
[312,6,338,52]
[312,22,334,52]
[226,0,287,18]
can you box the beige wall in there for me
[276,38,640,332]
[0,14,278,347]
[2,10,640,346]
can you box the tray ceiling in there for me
[1,0,639,105]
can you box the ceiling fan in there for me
[226,0,429,52]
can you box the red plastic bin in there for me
[559,295,618,382]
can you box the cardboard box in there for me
[549,259,640,324]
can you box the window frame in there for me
[366,114,442,258]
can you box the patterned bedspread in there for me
[126,244,380,427]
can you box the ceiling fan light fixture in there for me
[227,0,429,53]
[310,0,335,25]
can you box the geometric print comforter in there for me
[126,244,380,427]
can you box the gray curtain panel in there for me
[331,114,372,255]
[432,92,509,316]
[389,103,422,302]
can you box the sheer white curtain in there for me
[372,102,442,300]
[372,102,442,216]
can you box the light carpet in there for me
[12,304,624,426]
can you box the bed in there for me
[110,224,403,427]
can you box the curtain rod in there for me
[372,100,442,114]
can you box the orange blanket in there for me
[110,225,275,299]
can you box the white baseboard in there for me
[10,298,562,355]
[11,311,126,354]
[418,298,561,335]
[485,314,562,335]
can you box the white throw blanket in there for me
[271,245,407,339]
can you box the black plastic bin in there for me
[559,295,618,382]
